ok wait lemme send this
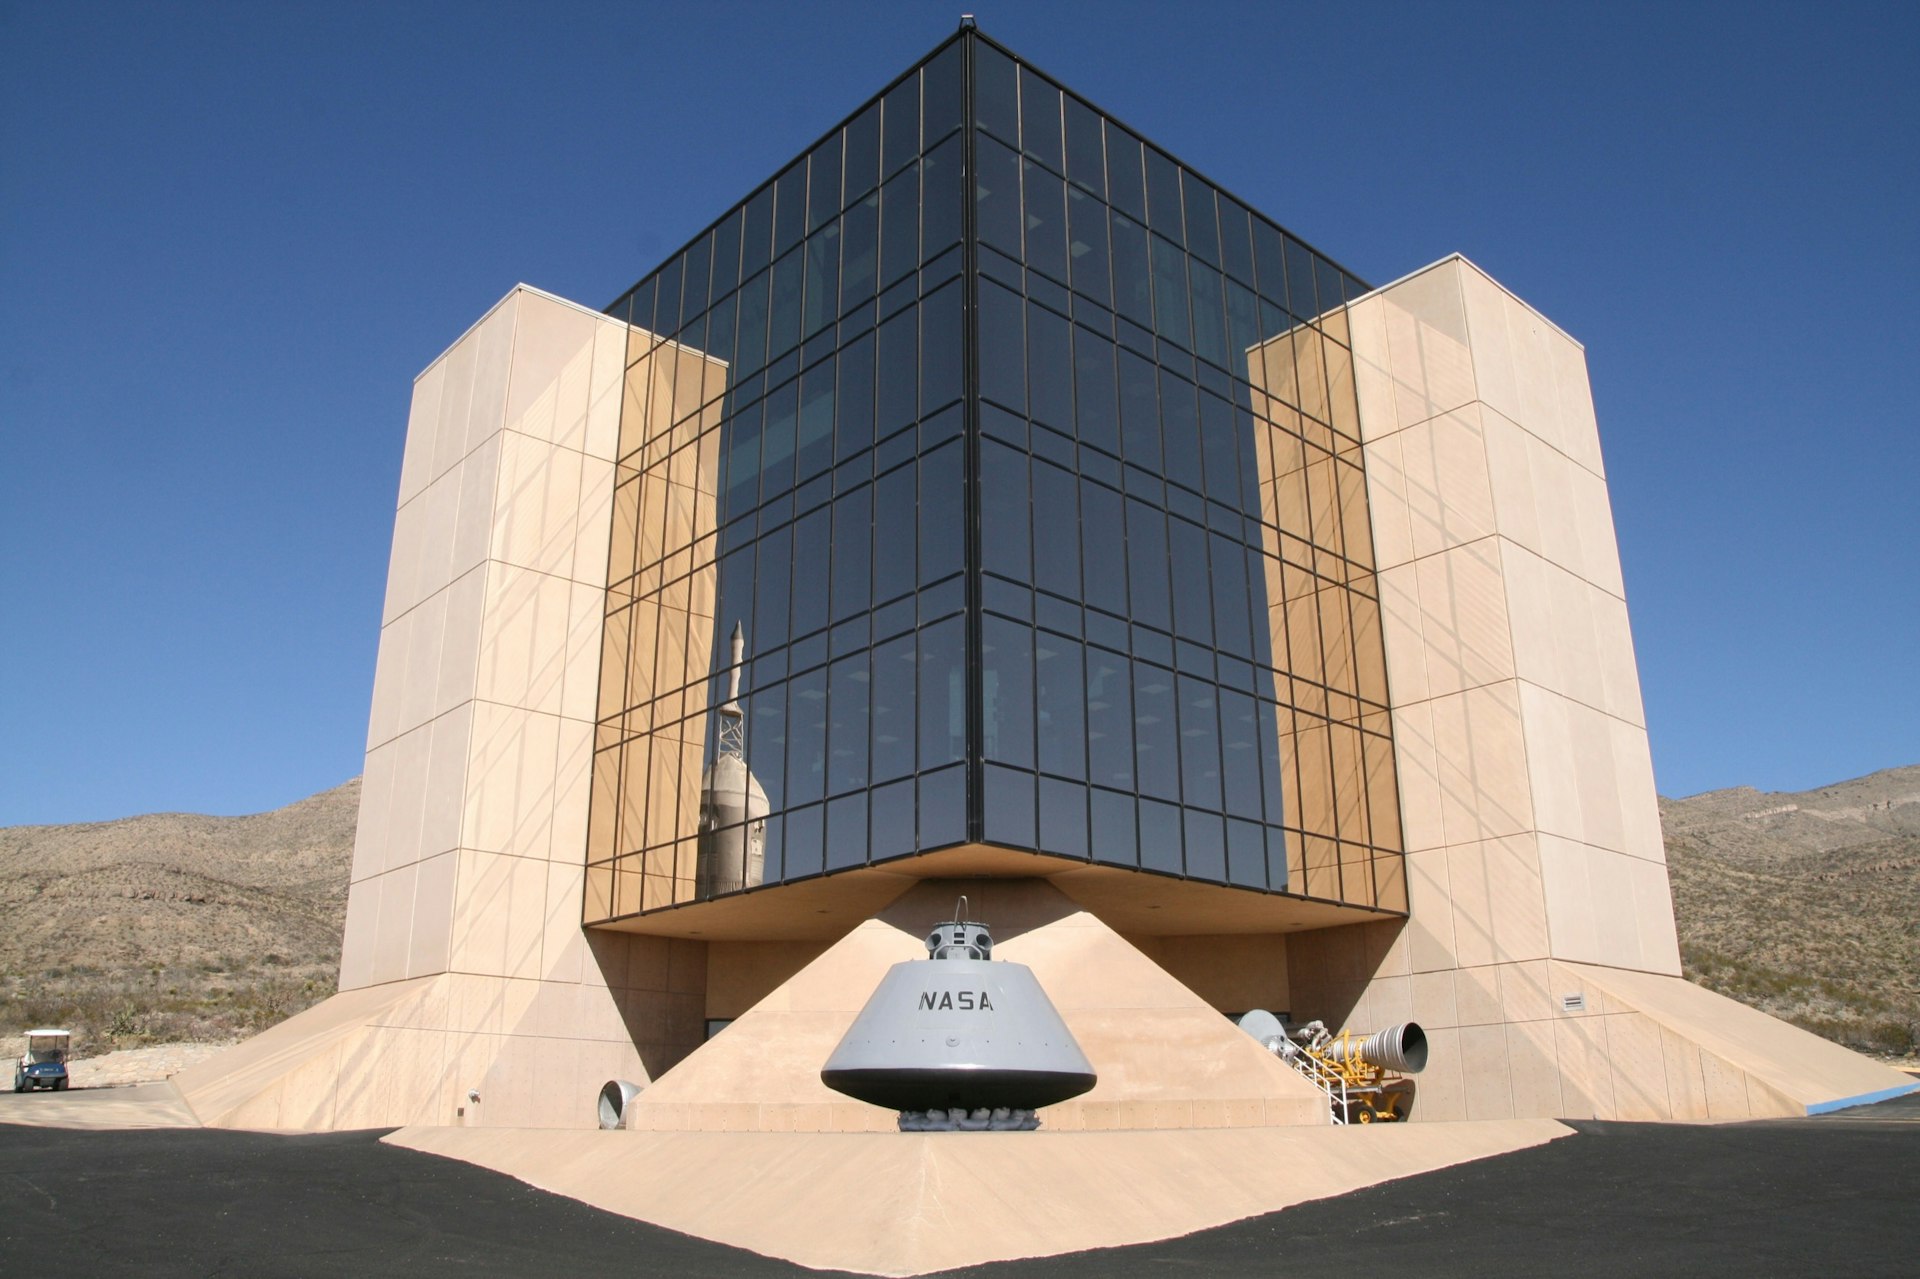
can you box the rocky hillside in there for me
[1663,765,1920,1057]
[0,780,358,1055]
[2,767,1915,1060]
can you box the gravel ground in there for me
[62,1041,231,1089]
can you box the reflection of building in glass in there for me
[179,24,1917,1201]
[696,622,767,897]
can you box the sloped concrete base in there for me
[1567,963,1920,1118]
[170,970,655,1131]
[390,1120,1568,1274]
[623,878,1329,1132]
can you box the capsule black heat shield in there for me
[821,957,1097,1112]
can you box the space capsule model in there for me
[820,901,1096,1117]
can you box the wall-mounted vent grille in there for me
[1560,993,1587,1013]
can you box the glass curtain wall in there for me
[585,28,1406,925]
[966,35,1404,910]
[588,37,971,921]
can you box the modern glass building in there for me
[586,26,1404,930]
[179,20,1914,1184]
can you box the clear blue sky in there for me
[3,1,1915,824]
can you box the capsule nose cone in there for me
[822,958,1096,1112]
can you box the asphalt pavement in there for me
[2,1092,1915,1277]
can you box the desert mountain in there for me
[2,768,1914,1058]
[1663,764,1919,1055]
[0,781,357,1050]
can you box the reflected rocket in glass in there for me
[697,622,769,897]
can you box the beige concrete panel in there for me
[383,722,430,875]
[1658,1025,1710,1120]
[1458,260,1520,427]
[1552,1013,1615,1119]
[504,291,601,442]
[407,850,458,979]
[1445,845,1497,970]
[1628,856,1683,975]
[1505,1018,1564,1118]
[370,862,419,987]
[1459,1023,1516,1120]
[492,431,585,581]
[1415,540,1514,699]
[432,331,478,484]
[1568,697,1628,855]
[381,496,423,627]
[1569,466,1625,597]
[1544,561,1605,711]
[1403,849,1456,972]
[549,715,594,864]
[1431,682,1534,844]
[1591,590,1645,727]
[451,433,502,582]
[435,565,485,718]
[1549,330,1604,478]
[1486,833,1549,962]
[464,296,517,460]
[397,589,447,735]
[1499,540,1560,697]
[571,454,616,589]
[464,701,561,860]
[1610,716,1665,862]
[1409,1024,1465,1120]
[1476,406,1541,558]
[1700,1049,1752,1119]
[560,581,606,725]
[1537,833,1600,962]
[539,862,588,985]
[1377,563,1428,705]
[1495,958,1552,1023]
[1402,407,1497,560]
[447,850,552,980]
[1381,260,1476,431]
[1546,961,1611,1017]
[337,880,380,991]
[420,705,473,861]
[350,739,397,884]
[1361,433,1414,570]
[1503,289,1563,455]
[586,319,627,462]
[365,618,407,752]
[1517,681,1581,847]
[1410,969,1458,1027]
[413,465,462,608]
[1346,294,1396,442]
[446,851,508,979]
[1603,1012,1672,1121]
[1389,701,1444,853]
[397,360,447,508]
[1367,974,1413,1028]
[1453,965,1503,1027]
[1528,433,1586,580]
[476,563,572,717]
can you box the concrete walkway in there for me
[0,1080,199,1129]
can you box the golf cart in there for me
[14,1029,71,1092]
